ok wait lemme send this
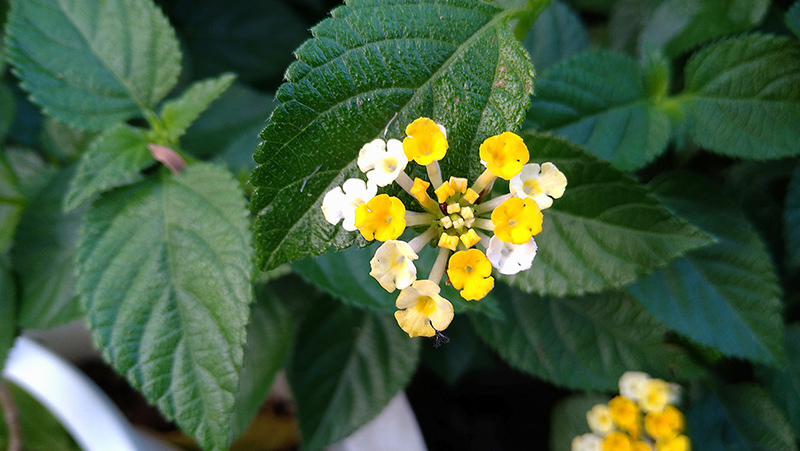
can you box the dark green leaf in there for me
[40,119,97,161]
[12,166,84,329]
[471,284,703,391]
[0,256,15,372]
[522,0,588,72]
[420,317,495,386]
[526,50,672,170]
[0,382,81,451]
[688,384,798,451]
[757,324,800,436]
[569,0,615,13]
[3,147,54,199]
[63,124,153,212]
[0,82,15,142]
[786,164,800,272]
[159,73,236,143]
[608,0,663,53]
[229,283,294,442]
[4,0,181,130]
[679,34,800,160]
[549,395,610,451]
[0,152,25,254]
[183,84,277,160]
[788,1,800,38]
[288,294,420,451]
[77,164,253,451]
[505,134,712,297]
[165,0,310,84]
[639,0,769,58]
[628,173,784,365]
[250,0,534,270]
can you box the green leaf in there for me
[0,152,25,254]
[40,118,97,161]
[504,134,712,297]
[0,81,16,142]
[608,0,663,53]
[786,164,800,273]
[183,84,277,160]
[688,384,798,451]
[639,0,769,58]
[628,173,784,365]
[522,0,588,72]
[63,124,153,212]
[159,73,236,143]
[4,0,182,131]
[287,294,420,451]
[549,395,610,451]
[229,283,294,442]
[757,324,800,436]
[77,164,253,451]
[420,317,495,385]
[250,0,534,270]
[0,382,82,451]
[11,166,84,329]
[788,1,800,38]
[471,285,702,391]
[679,34,800,160]
[526,50,672,170]
[0,256,15,372]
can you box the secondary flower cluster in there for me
[572,372,691,451]
[322,117,566,341]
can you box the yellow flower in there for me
[609,396,641,433]
[587,404,615,436]
[655,435,690,451]
[509,162,567,209]
[354,194,406,241]
[638,379,671,413]
[479,132,529,180]
[619,372,651,402]
[369,240,418,292]
[632,441,653,451]
[645,406,684,441]
[447,249,494,300]
[602,431,632,451]
[403,117,448,165]
[394,280,454,337]
[491,197,543,244]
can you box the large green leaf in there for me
[4,0,181,130]
[639,0,769,58]
[788,1,800,38]
[287,294,420,451]
[40,119,97,161]
[471,284,702,391]
[688,384,798,451]
[0,256,15,372]
[229,283,294,443]
[63,124,153,212]
[250,0,534,270]
[757,324,800,436]
[786,164,800,273]
[608,0,663,53]
[12,166,84,329]
[0,82,15,142]
[0,152,25,254]
[628,173,784,365]
[549,395,610,451]
[77,164,252,451]
[526,50,672,170]
[158,73,236,143]
[678,34,800,160]
[504,134,712,297]
[522,0,588,72]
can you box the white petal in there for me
[321,186,346,225]
[486,236,537,275]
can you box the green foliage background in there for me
[1,0,800,450]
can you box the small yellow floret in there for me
[645,406,684,441]
[463,188,479,204]
[602,431,632,451]
[411,178,431,203]
[460,207,474,220]
[394,280,453,337]
[449,177,468,194]
[438,233,459,251]
[447,203,461,214]
[491,197,543,244]
[632,441,653,451]
[460,229,481,248]
[609,396,640,433]
[655,435,690,451]
[639,379,671,413]
[446,249,494,300]
[587,404,615,435]
[440,216,453,229]
[403,117,448,165]
[435,182,456,203]
[354,194,406,241]
[479,132,529,180]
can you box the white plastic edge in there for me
[2,336,147,451]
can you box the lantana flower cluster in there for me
[322,117,566,341]
[572,372,691,451]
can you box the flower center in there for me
[464,265,473,273]
[523,179,539,195]
[415,296,436,315]
[383,158,398,172]
[508,219,517,227]
[385,216,393,224]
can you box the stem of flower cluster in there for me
[472,218,495,232]
[426,161,443,188]
[476,193,513,215]
[408,227,438,253]
[429,247,451,285]
[405,211,435,227]
[396,171,414,193]
[471,169,496,194]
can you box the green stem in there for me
[512,0,554,42]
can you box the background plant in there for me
[0,0,799,450]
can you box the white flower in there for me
[370,240,418,292]
[485,235,537,275]
[586,404,614,436]
[619,371,650,402]
[357,139,409,187]
[321,178,377,231]
[571,433,602,451]
[509,162,567,209]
